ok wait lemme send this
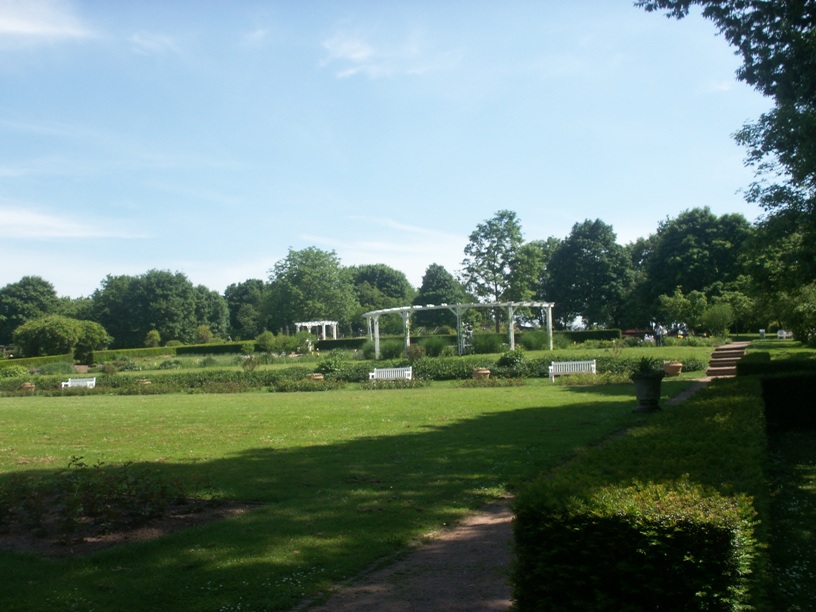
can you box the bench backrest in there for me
[371,367,412,380]
[68,378,96,387]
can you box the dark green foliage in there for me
[0,276,60,344]
[0,457,209,539]
[761,373,816,432]
[470,333,505,354]
[555,329,622,343]
[316,337,368,352]
[737,352,816,376]
[511,378,769,610]
[416,335,455,357]
[378,339,404,359]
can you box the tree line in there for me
[0,201,810,356]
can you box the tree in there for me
[92,270,198,348]
[194,285,229,339]
[641,208,753,310]
[348,264,415,335]
[224,279,268,340]
[638,1,816,286]
[12,315,111,360]
[546,219,633,328]
[0,276,60,344]
[638,2,816,209]
[461,210,525,331]
[265,247,357,334]
[412,263,471,329]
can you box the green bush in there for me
[417,335,453,357]
[470,333,505,354]
[0,365,29,378]
[517,331,550,350]
[379,340,405,359]
[512,378,769,610]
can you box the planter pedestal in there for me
[631,374,664,412]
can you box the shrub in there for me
[470,333,504,354]
[406,343,426,362]
[512,378,769,610]
[0,365,29,378]
[417,335,452,357]
[379,340,405,360]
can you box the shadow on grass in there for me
[0,384,693,611]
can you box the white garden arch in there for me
[294,320,338,340]
[362,301,554,359]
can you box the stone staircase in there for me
[705,341,750,378]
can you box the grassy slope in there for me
[0,380,694,610]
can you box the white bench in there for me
[61,377,96,389]
[548,360,596,382]
[777,330,794,339]
[369,367,412,381]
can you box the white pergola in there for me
[294,320,338,340]
[362,301,554,359]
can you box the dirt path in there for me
[301,499,515,611]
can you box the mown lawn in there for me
[0,380,695,610]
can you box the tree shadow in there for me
[0,391,650,610]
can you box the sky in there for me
[0,0,772,299]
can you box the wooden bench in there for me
[369,367,412,381]
[61,377,96,389]
[548,360,596,382]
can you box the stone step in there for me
[706,365,737,377]
[709,358,740,367]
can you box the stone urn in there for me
[20,382,36,392]
[663,361,683,377]
[630,357,665,412]
[308,373,324,381]
[472,368,491,380]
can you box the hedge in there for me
[761,372,816,432]
[512,377,769,610]
[737,351,816,376]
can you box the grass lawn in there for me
[0,379,696,610]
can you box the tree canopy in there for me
[0,276,60,344]
[266,247,357,334]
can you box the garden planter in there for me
[631,373,664,412]
[20,382,35,392]
[473,368,491,379]
[663,361,683,376]
[308,373,324,381]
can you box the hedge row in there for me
[512,377,769,610]
[737,351,816,376]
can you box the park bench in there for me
[369,366,412,381]
[548,360,596,382]
[61,377,96,389]
[777,330,794,339]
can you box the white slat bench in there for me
[369,366,412,381]
[61,377,96,389]
[548,360,596,382]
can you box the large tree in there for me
[0,276,60,344]
[638,1,816,284]
[546,219,633,328]
[348,264,416,335]
[92,270,199,348]
[412,263,471,329]
[194,285,229,340]
[224,279,268,340]
[265,247,357,334]
[460,210,525,331]
[642,207,753,310]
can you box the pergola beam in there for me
[362,301,555,359]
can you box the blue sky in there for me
[1,0,770,299]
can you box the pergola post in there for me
[399,311,411,356]
[506,303,518,350]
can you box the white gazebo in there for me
[362,301,554,359]
[294,320,338,340]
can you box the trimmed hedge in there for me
[761,373,816,432]
[737,351,816,376]
[512,377,769,610]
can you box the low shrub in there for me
[512,377,769,610]
[470,333,505,354]
[0,365,29,378]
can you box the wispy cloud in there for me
[321,27,460,79]
[1,205,144,240]
[0,0,93,43]
[130,31,180,56]
[241,27,269,48]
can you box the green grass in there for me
[0,380,695,610]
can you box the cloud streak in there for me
[2,205,145,240]
[0,0,93,43]
[321,27,460,79]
